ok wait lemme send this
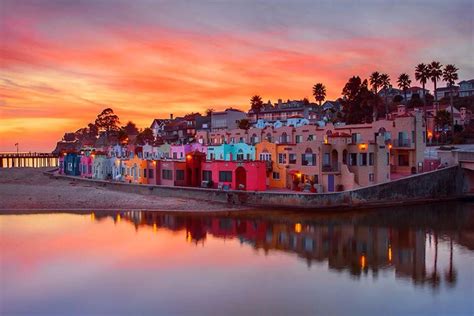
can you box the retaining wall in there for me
[47,166,466,210]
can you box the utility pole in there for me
[15,143,19,154]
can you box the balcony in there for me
[322,162,341,174]
[393,138,412,148]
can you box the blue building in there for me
[64,153,81,176]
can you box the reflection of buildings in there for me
[89,209,473,289]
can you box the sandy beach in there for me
[0,168,246,211]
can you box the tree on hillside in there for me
[341,76,375,124]
[123,121,139,136]
[312,83,326,106]
[397,73,411,105]
[206,108,214,117]
[250,95,264,122]
[442,64,459,129]
[95,108,120,134]
[63,132,76,142]
[428,61,443,112]
[136,128,155,145]
[435,110,451,132]
[415,63,430,122]
[380,73,391,116]
[369,72,382,120]
[236,119,251,130]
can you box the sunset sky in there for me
[1,0,473,152]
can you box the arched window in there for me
[302,148,316,166]
[236,149,244,160]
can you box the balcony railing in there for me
[393,138,412,148]
[322,162,341,173]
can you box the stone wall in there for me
[47,166,466,210]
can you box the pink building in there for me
[201,160,266,191]
[170,143,207,160]
[80,154,94,178]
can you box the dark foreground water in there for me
[1,203,473,316]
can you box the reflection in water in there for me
[90,202,474,290]
[1,202,473,315]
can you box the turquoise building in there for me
[206,143,255,161]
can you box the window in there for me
[162,169,173,180]
[423,131,426,143]
[143,168,147,178]
[272,172,280,180]
[295,135,303,143]
[398,154,409,166]
[412,131,415,143]
[349,153,358,166]
[307,135,315,141]
[239,137,244,143]
[259,153,272,161]
[369,173,375,182]
[176,170,185,181]
[369,153,374,166]
[278,153,287,164]
[359,153,367,166]
[302,149,316,166]
[351,133,361,144]
[280,133,289,144]
[323,153,330,166]
[219,171,232,182]
[387,153,390,165]
[289,153,297,164]
[203,170,212,181]
[173,152,178,159]
[230,137,235,144]
[148,169,154,179]
[236,149,244,160]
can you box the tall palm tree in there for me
[312,83,326,106]
[442,64,459,130]
[397,73,412,105]
[370,72,382,121]
[380,73,391,116]
[428,61,443,112]
[415,63,430,135]
[250,95,264,123]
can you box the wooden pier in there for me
[0,153,59,168]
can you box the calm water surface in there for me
[1,203,473,315]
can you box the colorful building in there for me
[79,151,94,178]
[206,143,255,161]
[63,153,81,176]
[201,160,266,191]
[92,153,112,180]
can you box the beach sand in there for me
[0,168,246,211]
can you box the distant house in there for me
[459,79,474,97]
[435,86,459,100]
[321,100,342,121]
[248,99,320,124]
[150,118,171,138]
[211,108,247,131]
[379,86,429,102]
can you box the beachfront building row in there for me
[58,106,425,192]
[60,151,267,191]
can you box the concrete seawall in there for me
[47,166,466,210]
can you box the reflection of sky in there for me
[1,213,473,315]
[1,0,473,151]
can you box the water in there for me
[1,203,473,315]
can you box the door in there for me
[235,166,246,190]
[328,174,335,192]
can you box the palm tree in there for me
[250,95,264,122]
[312,83,327,106]
[415,63,430,135]
[380,73,391,116]
[369,72,382,121]
[428,61,443,112]
[442,64,459,130]
[397,73,412,105]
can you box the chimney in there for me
[170,113,174,120]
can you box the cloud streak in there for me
[0,0,472,151]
